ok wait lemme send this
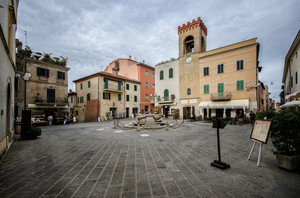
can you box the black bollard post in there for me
[211,118,230,170]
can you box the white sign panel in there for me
[190,99,197,104]
[181,100,188,104]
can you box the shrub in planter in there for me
[268,110,300,170]
[26,126,42,139]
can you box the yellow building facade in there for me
[74,72,140,122]
[178,18,260,119]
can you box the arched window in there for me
[164,89,169,101]
[169,68,173,78]
[160,70,164,80]
[187,88,191,95]
[184,36,194,54]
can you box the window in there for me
[145,94,149,100]
[204,85,209,94]
[37,67,49,78]
[47,89,55,103]
[160,70,164,80]
[145,70,148,76]
[237,80,244,91]
[164,89,169,101]
[218,83,224,97]
[169,68,173,78]
[118,82,122,91]
[118,94,121,101]
[103,92,110,100]
[57,71,65,80]
[296,72,298,84]
[126,84,129,90]
[87,93,90,101]
[80,83,83,89]
[80,96,84,103]
[187,88,191,95]
[77,97,79,103]
[71,97,73,103]
[126,95,130,101]
[291,77,293,87]
[88,81,90,88]
[134,85,137,91]
[145,82,148,88]
[104,79,108,89]
[134,96,137,102]
[152,73,155,78]
[237,60,244,70]
[152,84,155,89]
[204,67,209,76]
[218,64,224,74]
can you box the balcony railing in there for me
[34,97,68,105]
[104,84,123,92]
[211,92,231,101]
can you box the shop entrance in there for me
[183,106,195,119]
[132,108,138,117]
[163,106,170,118]
[110,108,117,118]
[216,109,224,118]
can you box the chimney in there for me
[129,55,131,60]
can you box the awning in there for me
[285,91,300,100]
[279,100,300,108]
[198,99,249,109]
[28,104,68,109]
[155,102,177,107]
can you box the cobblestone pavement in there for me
[0,119,300,198]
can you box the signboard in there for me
[250,119,272,144]
[181,100,188,104]
[190,99,197,104]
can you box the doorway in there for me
[183,106,195,119]
[126,107,129,118]
[132,108,138,117]
[163,106,170,118]
[216,109,224,118]
[110,108,117,118]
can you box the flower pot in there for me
[275,153,300,171]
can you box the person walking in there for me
[63,115,67,125]
[239,110,244,126]
[48,115,53,126]
[250,111,255,124]
[69,114,73,124]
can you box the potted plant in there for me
[171,94,175,100]
[60,56,68,66]
[43,52,52,62]
[256,110,300,170]
[26,126,42,139]
[157,95,161,101]
[23,45,32,57]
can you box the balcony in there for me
[34,97,68,106]
[211,92,231,101]
[104,84,123,92]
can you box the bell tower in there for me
[178,17,207,57]
[178,17,207,119]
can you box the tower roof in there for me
[178,17,207,35]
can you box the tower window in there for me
[169,68,173,78]
[187,88,191,95]
[160,70,164,80]
[184,36,194,54]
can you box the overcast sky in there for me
[16,0,300,102]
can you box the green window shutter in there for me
[88,81,90,88]
[46,69,49,78]
[104,79,108,89]
[87,93,90,101]
[118,82,121,90]
[77,97,79,103]
[134,85,137,91]
[134,96,137,102]
[118,94,121,101]
[145,82,148,87]
[160,70,164,80]
[237,80,244,90]
[126,95,129,101]
[126,84,129,90]
[145,71,148,76]
[109,93,111,100]
[152,84,155,89]
[169,68,173,78]
[204,85,209,94]
[71,97,73,103]
[80,83,83,89]
[37,67,40,76]
[152,73,155,78]
[103,92,105,99]
[146,94,149,100]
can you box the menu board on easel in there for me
[250,119,272,144]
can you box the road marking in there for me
[114,130,123,133]
[140,134,150,137]
[97,129,104,131]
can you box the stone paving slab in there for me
[0,118,300,198]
